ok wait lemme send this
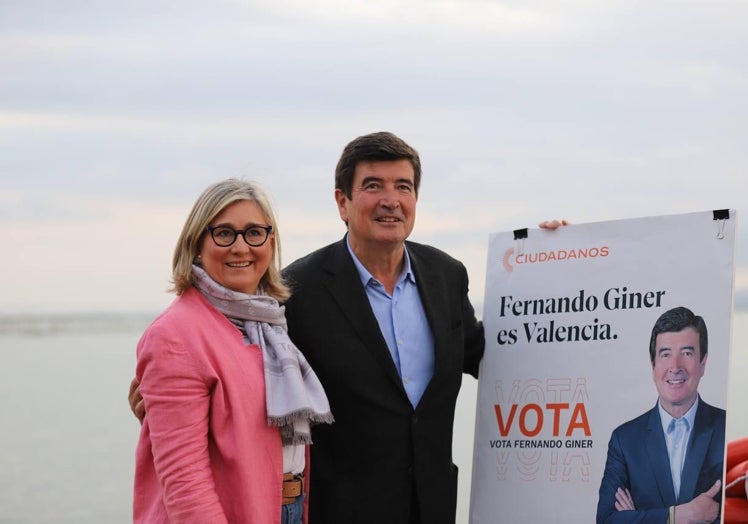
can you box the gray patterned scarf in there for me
[192,265,333,445]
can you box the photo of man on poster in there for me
[597,306,726,524]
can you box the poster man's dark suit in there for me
[596,398,725,524]
[283,237,485,524]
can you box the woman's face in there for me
[199,199,273,294]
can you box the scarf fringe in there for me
[273,411,335,446]
[284,433,314,446]
[268,411,335,427]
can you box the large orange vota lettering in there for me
[494,404,518,436]
[566,403,591,436]
[546,403,570,436]
[519,404,543,436]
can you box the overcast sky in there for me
[1,0,746,314]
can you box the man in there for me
[596,306,726,524]
[278,131,485,524]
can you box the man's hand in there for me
[538,219,570,230]
[614,487,636,511]
[675,479,721,524]
[128,377,145,424]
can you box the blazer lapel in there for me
[321,238,407,395]
[645,406,678,506]
[679,401,714,501]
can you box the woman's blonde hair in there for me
[170,178,290,302]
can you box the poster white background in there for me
[469,210,736,523]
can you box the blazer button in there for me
[412,415,418,425]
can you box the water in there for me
[0,311,745,523]
[0,326,142,524]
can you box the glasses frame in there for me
[205,224,273,247]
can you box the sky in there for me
[1,0,746,315]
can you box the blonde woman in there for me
[133,179,332,524]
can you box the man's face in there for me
[652,326,706,416]
[335,159,417,252]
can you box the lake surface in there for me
[0,310,745,523]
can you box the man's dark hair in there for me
[649,306,708,364]
[335,131,422,198]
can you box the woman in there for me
[133,178,332,524]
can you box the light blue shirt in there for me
[346,237,435,407]
[659,397,698,500]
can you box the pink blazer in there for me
[134,288,301,523]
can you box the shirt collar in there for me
[658,396,699,433]
[345,234,416,288]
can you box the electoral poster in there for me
[469,210,736,523]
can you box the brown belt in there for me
[282,473,304,505]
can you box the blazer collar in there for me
[646,397,716,504]
[321,238,407,395]
[320,238,450,407]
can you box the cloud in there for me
[0,1,746,312]
[0,198,184,313]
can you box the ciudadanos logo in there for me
[502,245,610,272]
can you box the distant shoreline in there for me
[2,307,746,337]
[0,312,159,337]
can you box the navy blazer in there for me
[283,237,485,524]
[596,398,726,524]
